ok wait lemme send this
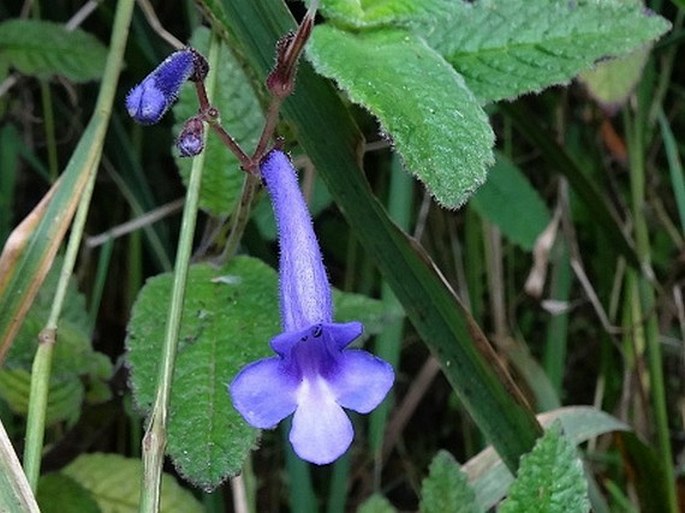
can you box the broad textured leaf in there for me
[307,0,454,28]
[0,20,107,82]
[578,47,649,110]
[0,369,83,426]
[173,27,264,216]
[37,473,101,513]
[307,26,495,208]
[0,261,110,425]
[358,494,398,513]
[420,450,480,513]
[62,454,203,513]
[470,153,550,250]
[126,256,279,489]
[500,422,589,513]
[425,0,671,103]
[465,407,628,510]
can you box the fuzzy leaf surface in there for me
[307,26,494,208]
[470,153,550,250]
[425,0,671,103]
[307,0,454,28]
[173,27,264,215]
[499,423,589,513]
[0,20,107,81]
[126,256,279,489]
[62,454,203,513]
[420,450,480,513]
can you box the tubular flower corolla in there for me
[230,150,394,465]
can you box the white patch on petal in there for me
[289,376,353,465]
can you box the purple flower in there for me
[230,150,394,465]
[126,49,195,125]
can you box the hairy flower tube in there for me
[230,150,394,465]
[126,49,196,125]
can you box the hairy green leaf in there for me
[420,450,480,513]
[62,454,203,513]
[173,27,264,216]
[499,422,590,513]
[37,473,101,513]
[358,493,398,513]
[307,26,494,208]
[308,0,454,28]
[0,20,107,82]
[126,256,280,489]
[470,153,550,250]
[425,0,671,103]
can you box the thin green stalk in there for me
[656,108,685,234]
[39,82,59,182]
[31,0,58,182]
[283,420,316,513]
[326,451,351,513]
[21,0,135,489]
[624,108,678,513]
[218,173,260,263]
[26,166,107,487]
[88,237,114,327]
[370,155,412,466]
[542,241,571,395]
[138,30,220,513]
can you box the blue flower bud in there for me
[126,49,196,125]
[176,117,204,157]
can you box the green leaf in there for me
[358,493,398,513]
[308,0,454,28]
[0,20,108,82]
[470,153,550,250]
[173,27,264,216]
[498,422,590,513]
[61,453,204,513]
[426,0,671,103]
[37,473,101,513]
[307,26,494,208]
[420,450,480,513]
[465,406,628,511]
[578,47,650,110]
[333,289,402,338]
[126,256,280,489]
[0,260,112,424]
[0,369,84,426]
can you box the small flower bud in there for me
[176,117,205,157]
[126,49,197,125]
